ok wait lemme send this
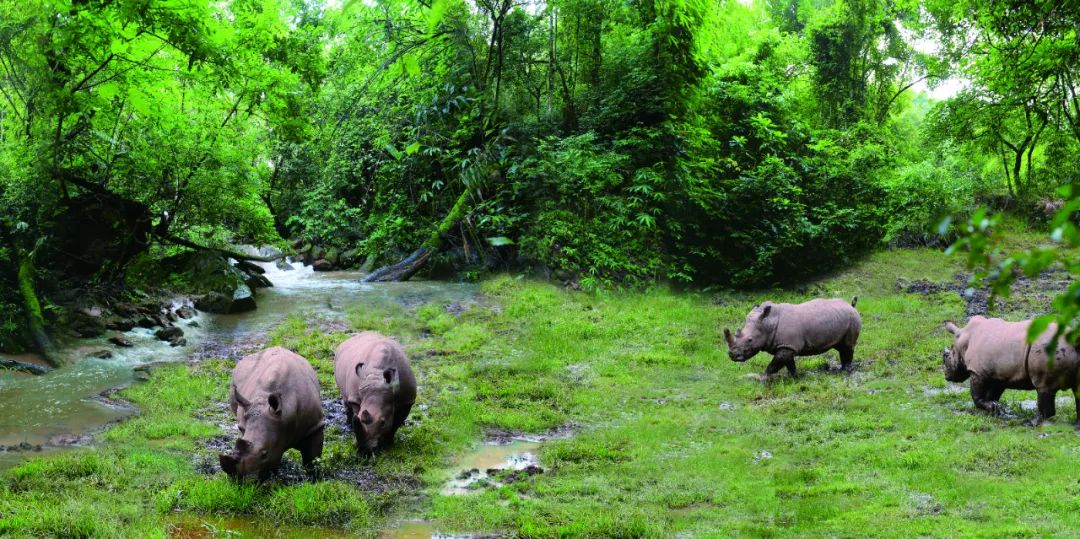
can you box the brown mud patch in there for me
[193,396,423,493]
[898,267,1073,317]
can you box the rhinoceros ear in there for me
[723,328,734,347]
[354,362,365,377]
[944,321,960,336]
[268,393,282,415]
[384,368,400,393]
[759,305,772,319]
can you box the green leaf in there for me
[486,236,514,246]
[96,82,120,101]
[385,144,402,160]
[402,54,420,77]
[427,0,450,36]
[405,142,421,155]
[1027,314,1055,343]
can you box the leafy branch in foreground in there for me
[949,187,1080,352]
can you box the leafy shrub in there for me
[881,158,983,247]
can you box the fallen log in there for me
[0,358,50,375]
[159,234,283,263]
[361,189,470,282]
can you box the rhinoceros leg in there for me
[1027,390,1057,426]
[765,349,797,378]
[970,377,1005,416]
[297,427,324,470]
[837,344,854,372]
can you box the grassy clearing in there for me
[3,244,1080,537]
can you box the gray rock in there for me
[109,335,134,347]
[105,318,135,331]
[155,326,184,341]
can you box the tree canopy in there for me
[2,0,1079,350]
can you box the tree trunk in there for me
[361,189,471,282]
[17,255,59,367]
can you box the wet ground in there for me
[898,267,1072,318]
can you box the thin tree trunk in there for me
[17,255,58,367]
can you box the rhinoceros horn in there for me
[232,384,251,408]
[723,328,735,347]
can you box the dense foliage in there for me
[2,0,1079,350]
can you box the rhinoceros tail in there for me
[850,296,858,308]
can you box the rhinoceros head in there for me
[352,367,401,454]
[725,303,775,362]
[220,390,285,480]
[941,321,970,382]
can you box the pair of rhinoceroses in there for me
[723,297,1080,426]
[219,332,416,480]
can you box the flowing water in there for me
[0,260,477,470]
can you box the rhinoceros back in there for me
[774,299,861,356]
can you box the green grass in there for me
[3,246,1080,537]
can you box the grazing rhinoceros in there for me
[219,347,325,480]
[334,332,417,454]
[943,316,1079,425]
[724,297,861,377]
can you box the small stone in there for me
[187,320,201,328]
[169,337,187,347]
[175,305,196,319]
[136,317,157,329]
[89,350,113,359]
[134,370,150,381]
[312,259,334,271]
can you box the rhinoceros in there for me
[943,316,1079,425]
[334,332,417,454]
[219,347,325,480]
[724,297,861,377]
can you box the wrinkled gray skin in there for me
[334,332,417,454]
[219,347,324,480]
[943,316,1080,425]
[724,297,861,377]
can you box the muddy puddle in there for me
[442,439,543,495]
[167,515,348,538]
[379,520,494,539]
[1018,396,1074,411]
[922,384,967,397]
